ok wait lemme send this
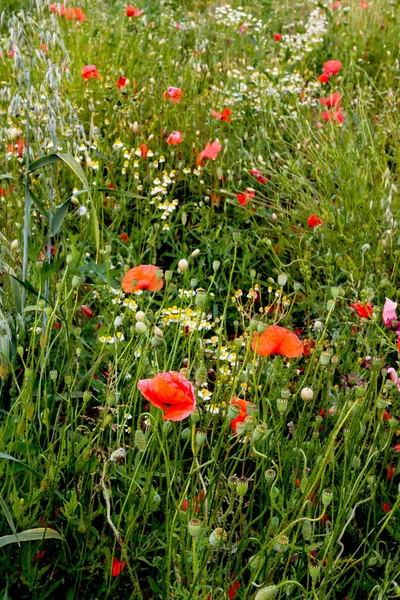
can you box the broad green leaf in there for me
[29,154,60,172]
[0,496,19,543]
[50,199,71,235]
[0,174,14,181]
[0,527,62,549]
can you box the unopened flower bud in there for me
[232,230,240,243]
[178,259,189,272]
[71,276,81,288]
[301,387,313,402]
[135,321,148,334]
[135,311,146,322]
[254,585,279,600]
[191,248,200,257]
[212,260,220,272]
[165,270,173,282]
[83,390,91,403]
[10,239,19,251]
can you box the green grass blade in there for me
[0,528,62,549]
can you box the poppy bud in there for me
[264,468,276,483]
[195,365,207,386]
[10,239,19,251]
[191,248,200,257]
[301,387,313,402]
[136,321,147,334]
[134,430,146,452]
[331,286,340,299]
[254,585,279,600]
[195,290,207,307]
[188,518,202,538]
[195,429,207,445]
[83,390,91,403]
[178,259,189,272]
[110,448,126,462]
[165,270,173,282]
[181,427,191,440]
[322,488,333,507]
[45,307,52,317]
[131,121,139,134]
[209,527,227,548]
[135,311,146,322]
[309,562,321,581]
[302,519,311,541]
[71,276,81,288]
[236,477,248,496]
[352,456,361,469]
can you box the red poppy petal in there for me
[137,379,167,411]
[162,402,195,421]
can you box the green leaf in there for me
[29,154,60,172]
[0,452,64,500]
[0,528,62,548]
[50,199,71,235]
[0,174,14,181]
[40,258,64,281]
[28,189,49,219]
[0,496,19,543]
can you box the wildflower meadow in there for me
[1,0,400,598]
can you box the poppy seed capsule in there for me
[181,427,191,440]
[191,408,200,423]
[195,429,207,446]
[188,518,202,538]
[252,424,267,442]
[134,430,146,452]
[228,475,239,489]
[278,273,287,287]
[246,403,259,417]
[281,388,291,399]
[276,398,288,414]
[50,370,58,382]
[227,403,241,420]
[236,421,246,435]
[244,415,255,432]
[301,387,314,402]
[195,290,207,307]
[265,468,276,483]
[309,562,321,581]
[209,527,227,548]
[322,488,333,507]
[165,270,173,282]
[237,476,249,496]
[320,351,331,366]
[254,586,279,600]
[274,534,289,553]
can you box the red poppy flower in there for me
[120,232,129,242]
[383,503,391,513]
[252,325,304,358]
[228,582,240,599]
[126,5,144,16]
[82,65,100,80]
[74,8,86,21]
[323,60,342,75]
[81,305,94,318]
[111,557,126,576]
[394,445,400,453]
[138,371,196,421]
[163,86,183,103]
[383,409,391,422]
[273,33,282,41]
[166,131,183,145]
[307,214,322,227]
[230,398,251,433]
[332,1,341,8]
[359,1,369,7]
[117,77,128,89]
[236,188,255,206]
[319,92,342,107]
[122,264,163,293]
[321,108,344,123]
[388,466,395,481]
[351,302,372,319]
[50,3,58,12]
[303,338,315,357]
[318,72,330,83]
[211,108,232,122]
[197,140,222,165]
[7,138,26,157]
[249,169,268,184]
[140,143,148,158]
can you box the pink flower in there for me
[197,140,222,165]
[166,131,183,145]
[383,298,398,328]
[82,65,100,80]
[387,367,400,392]
[163,86,183,103]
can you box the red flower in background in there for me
[117,77,128,89]
[82,65,100,80]
[351,302,372,319]
[230,398,251,433]
[250,169,268,184]
[140,143,148,158]
[166,131,183,145]
[252,326,303,358]
[122,264,163,293]
[7,138,26,157]
[197,140,222,165]
[120,233,129,242]
[388,466,395,481]
[383,503,391,513]
[273,33,282,41]
[81,305,94,318]
[236,188,255,206]
[318,72,330,83]
[138,371,196,421]
[228,582,240,599]
[321,108,344,123]
[319,92,342,107]
[163,86,183,103]
[111,557,126,576]
[308,214,322,227]
[323,60,342,75]
[211,108,232,122]
[126,5,144,17]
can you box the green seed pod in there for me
[209,527,227,548]
[71,275,81,288]
[281,388,291,399]
[246,402,259,417]
[195,429,207,446]
[352,455,361,470]
[278,273,287,287]
[244,415,255,432]
[265,469,276,483]
[254,585,279,600]
[274,534,289,553]
[195,290,207,307]
[322,488,333,507]
[309,562,321,581]
[188,518,202,538]
[271,516,280,531]
[134,429,146,452]
[276,398,288,414]
[191,408,201,423]
[181,427,191,440]
[236,421,246,436]
[83,390,92,403]
[236,477,248,497]
[252,424,267,442]
[195,365,207,386]
[228,475,239,489]
[320,351,331,366]
[227,403,241,420]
